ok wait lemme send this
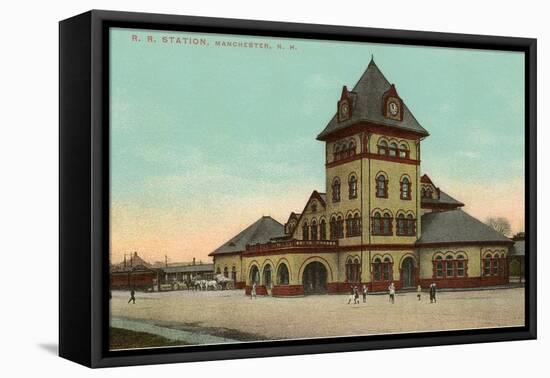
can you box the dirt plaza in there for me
[111,287,524,344]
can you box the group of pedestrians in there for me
[347,285,368,304]
[388,282,438,303]
[346,282,438,305]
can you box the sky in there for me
[109,27,525,265]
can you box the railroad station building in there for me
[209,59,515,296]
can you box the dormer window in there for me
[339,101,351,121]
[337,85,353,122]
[382,85,404,121]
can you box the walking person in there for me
[347,286,355,304]
[429,282,437,303]
[251,281,257,299]
[128,288,136,304]
[362,285,368,303]
[417,285,422,301]
[354,286,360,304]
[388,283,395,304]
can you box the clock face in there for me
[340,102,349,117]
[389,101,399,116]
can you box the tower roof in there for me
[317,60,429,140]
[208,216,285,256]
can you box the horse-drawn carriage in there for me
[190,274,235,291]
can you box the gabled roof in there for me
[420,174,436,186]
[421,190,464,208]
[317,59,429,141]
[418,209,512,245]
[209,216,285,256]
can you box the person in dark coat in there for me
[354,286,360,304]
[128,288,136,304]
[429,283,437,303]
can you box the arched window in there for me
[426,188,433,199]
[347,257,361,283]
[319,219,327,240]
[216,266,221,275]
[389,142,398,157]
[398,143,409,159]
[371,212,382,235]
[493,255,499,275]
[332,178,341,202]
[378,140,388,155]
[400,177,411,200]
[276,263,289,285]
[382,212,393,235]
[376,174,388,198]
[354,213,361,236]
[263,265,272,288]
[435,256,444,278]
[407,214,416,236]
[421,187,426,198]
[373,258,382,281]
[396,214,406,235]
[250,265,260,284]
[383,257,392,281]
[302,221,309,241]
[456,255,465,277]
[311,219,318,241]
[446,255,455,277]
[330,216,337,240]
[484,254,492,276]
[336,215,344,239]
[346,214,353,237]
[348,174,358,199]
[223,266,229,278]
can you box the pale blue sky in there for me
[109,27,525,261]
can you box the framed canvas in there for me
[59,10,537,368]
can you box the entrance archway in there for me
[302,261,327,294]
[263,265,272,288]
[401,257,415,288]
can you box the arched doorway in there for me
[302,262,327,294]
[263,265,272,288]
[401,257,415,288]
[249,265,259,285]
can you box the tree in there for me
[485,217,512,236]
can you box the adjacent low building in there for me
[210,59,518,296]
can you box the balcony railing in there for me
[245,239,338,253]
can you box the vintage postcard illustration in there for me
[108,28,525,350]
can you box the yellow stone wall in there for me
[418,245,509,279]
[213,254,243,282]
[242,252,339,286]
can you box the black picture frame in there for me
[59,9,537,368]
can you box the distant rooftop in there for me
[209,216,285,256]
[418,209,512,245]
